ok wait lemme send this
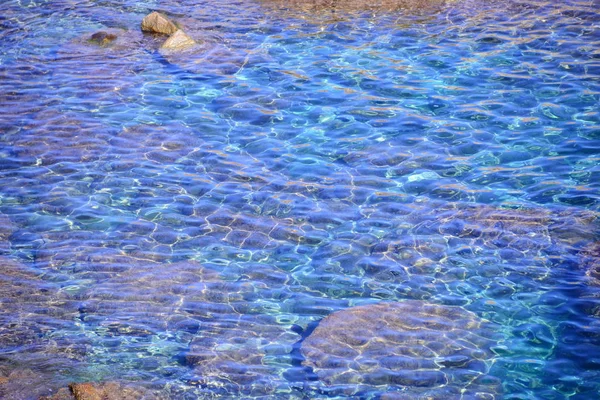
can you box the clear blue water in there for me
[0,0,599,398]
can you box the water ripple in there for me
[0,0,599,398]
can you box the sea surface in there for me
[0,0,599,398]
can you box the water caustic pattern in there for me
[0,0,599,398]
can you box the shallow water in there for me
[0,0,599,398]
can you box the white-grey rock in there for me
[141,11,178,35]
[161,29,196,50]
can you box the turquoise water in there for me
[0,0,599,398]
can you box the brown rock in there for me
[64,382,161,400]
[301,301,502,397]
[39,388,75,400]
[161,30,196,50]
[69,383,101,400]
[141,12,178,35]
[88,31,118,46]
[62,28,143,55]
[258,0,454,19]
[0,377,8,385]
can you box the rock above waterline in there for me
[141,11,178,35]
[161,29,196,50]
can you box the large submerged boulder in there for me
[301,301,502,398]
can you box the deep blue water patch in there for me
[0,0,599,398]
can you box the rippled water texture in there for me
[1,0,599,398]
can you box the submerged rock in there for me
[88,31,118,46]
[427,203,598,252]
[0,369,52,400]
[258,0,456,20]
[301,301,501,398]
[0,257,87,386]
[0,213,15,242]
[0,213,15,254]
[39,388,73,400]
[69,383,101,400]
[71,382,158,400]
[0,256,64,346]
[581,242,600,285]
[67,28,144,54]
[159,42,246,76]
[39,381,161,400]
[185,313,299,396]
[141,11,178,35]
[160,29,196,50]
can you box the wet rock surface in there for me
[301,301,502,398]
[0,369,156,400]
[160,30,196,50]
[70,381,160,400]
[38,381,162,400]
[88,31,118,47]
[141,12,178,35]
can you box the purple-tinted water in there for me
[0,0,599,398]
